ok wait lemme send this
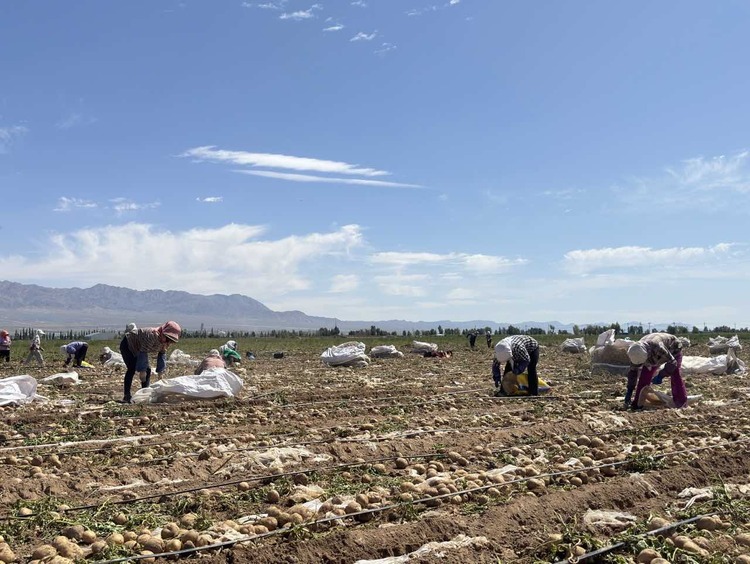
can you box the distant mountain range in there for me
[0,280,691,333]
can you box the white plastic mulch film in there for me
[132,368,243,404]
[320,341,370,367]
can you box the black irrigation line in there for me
[91,440,748,564]
[551,512,721,564]
[4,421,745,522]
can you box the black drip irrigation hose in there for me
[90,440,745,564]
[551,512,721,564]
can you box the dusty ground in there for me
[1,337,749,563]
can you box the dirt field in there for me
[1,336,749,563]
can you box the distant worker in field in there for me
[0,330,11,363]
[119,321,181,403]
[219,340,241,367]
[493,335,541,396]
[22,329,45,367]
[625,332,686,410]
[195,349,226,374]
[61,341,89,368]
[486,330,492,349]
[468,331,477,349]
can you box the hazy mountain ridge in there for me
[0,281,687,332]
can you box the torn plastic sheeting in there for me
[353,534,490,564]
[0,433,158,452]
[90,478,186,491]
[0,375,41,406]
[131,368,243,404]
[40,371,80,386]
[321,341,370,367]
[583,509,637,531]
[230,447,331,472]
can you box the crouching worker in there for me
[61,341,89,368]
[493,335,542,396]
[219,340,241,367]
[195,349,226,375]
[119,321,181,403]
[625,332,687,410]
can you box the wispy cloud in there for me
[351,0,367,6]
[350,31,377,42]
[406,1,461,16]
[196,196,223,203]
[323,23,344,31]
[53,197,98,212]
[375,42,397,55]
[182,146,389,177]
[329,274,359,293]
[619,150,750,212]
[0,223,364,297]
[563,243,735,275]
[55,113,96,130]
[242,1,287,9]
[280,4,321,20]
[110,198,161,215]
[371,251,527,273]
[542,188,584,200]
[234,169,422,188]
[0,125,28,153]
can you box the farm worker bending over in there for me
[22,329,45,367]
[625,332,686,410]
[119,321,181,403]
[493,335,540,396]
[195,349,226,375]
[219,340,241,366]
[0,330,11,363]
[61,341,89,368]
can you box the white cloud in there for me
[563,243,735,275]
[350,31,377,42]
[375,42,397,55]
[352,0,367,6]
[53,197,98,212]
[620,150,750,212]
[182,146,389,177]
[196,196,223,203]
[109,198,161,215]
[542,188,584,200]
[0,125,28,153]
[0,223,365,297]
[449,0,460,4]
[329,274,359,293]
[279,5,321,20]
[323,24,344,31]
[242,1,287,8]
[56,114,96,130]
[371,251,527,272]
[234,169,422,188]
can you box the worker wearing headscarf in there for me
[625,332,686,409]
[195,349,226,375]
[219,340,241,366]
[119,321,181,403]
[0,330,11,363]
[493,335,540,396]
[61,341,89,368]
[22,329,45,367]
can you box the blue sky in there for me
[2,0,750,327]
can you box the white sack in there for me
[167,349,200,367]
[40,371,80,386]
[681,350,747,375]
[320,341,370,367]
[560,338,586,353]
[0,375,40,406]
[596,329,616,347]
[370,345,405,359]
[708,335,742,354]
[132,368,243,404]
[411,340,438,354]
